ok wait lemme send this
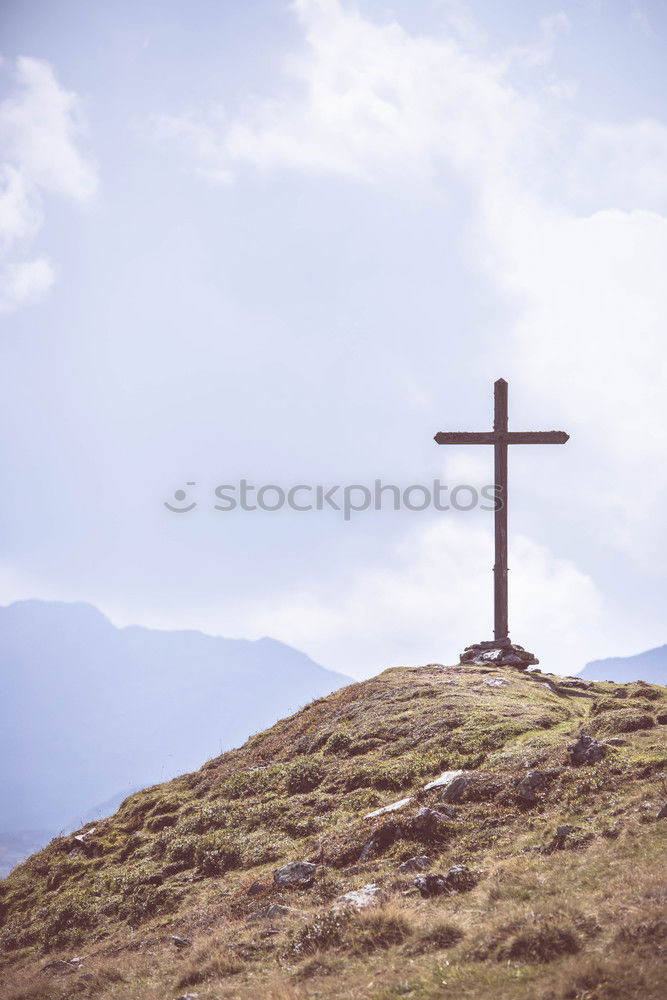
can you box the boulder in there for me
[460,641,538,668]
[439,775,473,803]
[515,769,559,805]
[414,865,479,898]
[333,883,383,911]
[568,732,607,766]
[657,803,667,820]
[443,864,479,892]
[364,796,413,820]
[397,856,431,874]
[438,773,498,804]
[414,872,449,897]
[423,770,464,792]
[273,861,317,888]
[410,807,453,840]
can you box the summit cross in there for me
[434,378,569,668]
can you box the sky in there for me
[0,0,665,679]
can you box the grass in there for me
[0,663,665,1000]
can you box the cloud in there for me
[157,0,666,661]
[157,0,538,188]
[0,57,97,312]
[161,0,667,556]
[220,519,602,677]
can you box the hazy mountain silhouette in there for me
[0,600,350,833]
[580,644,667,684]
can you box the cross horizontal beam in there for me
[433,430,569,445]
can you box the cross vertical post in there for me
[493,378,509,643]
[433,378,569,669]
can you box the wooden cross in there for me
[434,379,569,645]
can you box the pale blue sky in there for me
[1,0,665,677]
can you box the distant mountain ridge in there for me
[580,644,667,684]
[0,600,351,834]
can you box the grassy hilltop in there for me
[1,663,666,1000]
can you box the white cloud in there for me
[219,519,602,677]
[0,57,97,312]
[161,0,667,557]
[158,0,538,188]
[157,0,666,664]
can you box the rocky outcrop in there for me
[414,865,480,898]
[397,856,431,873]
[567,732,607,766]
[460,639,538,669]
[274,861,317,888]
[333,884,384,911]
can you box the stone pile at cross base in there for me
[460,638,539,669]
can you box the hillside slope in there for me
[580,644,667,685]
[0,600,349,832]
[1,663,666,1000]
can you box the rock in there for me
[178,994,200,1000]
[484,677,508,687]
[273,861,317,888]
[515,772,542,804]
[515,769,559,805]
[604,737,628,746]
[414,865,479,898]
[171,935,191,948]
[42,958,83,974]
[568,732,607,766]
[69,833,96,858]
[414,873,449,897]
[544,823,579,853]
[558,678,594,690]
[423,769,464,792]
[657,803,667,820]
[460,640,538,669]
[397,856,431,873]
[443,864,479,892]
[364,796,413,819]
[503,654,528,667]
[438,775,473,803]
[333,883,383,911]
[437,773,500,804]
[410,807,453,839]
